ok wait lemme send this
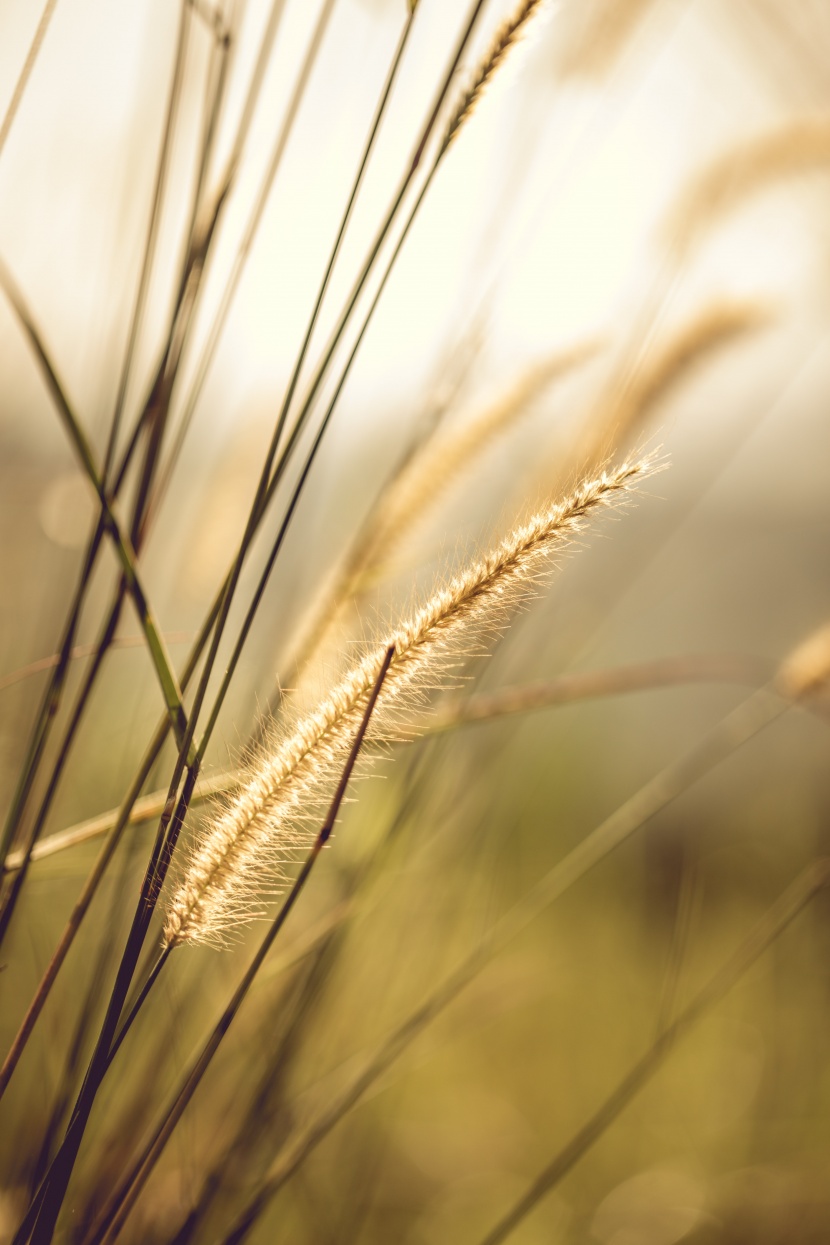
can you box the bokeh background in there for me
[1,1,829,1241]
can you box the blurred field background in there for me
[1,0,829,1242]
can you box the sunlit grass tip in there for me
[163,452,662,949]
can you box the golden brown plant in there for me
[442,0,547,151]
[164,455,656,948]
[281,341,599,697]
[357,341,601,586]
[574,301,771,472]
[555,0,660,81]
[665,115,830,255]
[776,621,830,699]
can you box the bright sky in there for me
[0,0,826,466]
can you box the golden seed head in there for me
[163,454,658,949]
[777,624,830,699]
[442,0,546,153]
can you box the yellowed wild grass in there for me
[442,0,547,152]
[279,341,599,707]
[574,300,770,471]
[164,455,656,948]
[354,340,601,589]
[776,622,830,698]
[555,0,660,80]
[666,116,830,255]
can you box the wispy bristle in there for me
[163,455,659,948]
[442,0,546,153]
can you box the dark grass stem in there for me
[167,744,437,1245]
[0,450,165,944]
[7,1,487,1217]
[0,525,106,882]
[26,800,154,1197]
[218,686,795,1238]
[0,602,124,946]
[0,0,59,161]
[0,714,191,1102]
[0,261,192,756]
[105,946,172,1071]
[102,0,193,482]
[179,0,417,503]
[0,354,236,1059]
[0,416,161,884]
[15,766,201,1245]
[478,859,830,1245]
[0,491,264,1096]
[150,0,339,509]
[0,0,267,1073]
[258,0,489,495]
[85,647,395,1245]
[193,34,496,761]
[2,653,781,878]
[192,162,441,763]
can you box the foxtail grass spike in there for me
[442,0,546,153]
[164,455,659,949]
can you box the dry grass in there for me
[0,2,828,1243]
[666,116,830,255]
[165,456,653,948]
[573,300,772,472]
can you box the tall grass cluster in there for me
[1,1,829,1243]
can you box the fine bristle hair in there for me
[442,0,547,152]
[164,455,658,948]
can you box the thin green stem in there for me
[0,260,191,756]
[106,946,172,1069]
[102,0,192,481]
[0,524,105,873]
[152,0,338,504]
[479,859,830,1245]
[16,765,200,1245]
[0,598,123,945]
[85,648,395,1245]
[219,685,793,1237]
[8,6,487,1223]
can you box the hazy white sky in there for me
[0,0,827,466]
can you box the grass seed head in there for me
[442,0,547,153]
[163,454,659,948]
